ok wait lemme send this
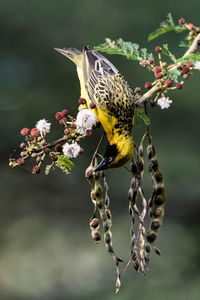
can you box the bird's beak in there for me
[94,158,108,172]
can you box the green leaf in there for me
[55,154,74,175]
[176,52,200,64]
[135,108,151,127]
[148,13,185,41]
[168,69,182,82]
[148,26,178,41]
[162,44,176,62]
[45,164,53,175]
[179,40,188,48]
[95,38,154,62]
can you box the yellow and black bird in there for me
[55,46,135,171]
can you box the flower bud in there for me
[186,61,193,68]
[176,82,182,89]
[155,46,162,53]
[50,153,58,161]
[20,142,26,149]
[148,58,154,64]
[32,165,40,174]
[86,130,93,136]
[89,102,96,109]
[182,65,190,74]
[134,87,141,93]
[20,128,29,136]
[145,82,152,89]
[179,18,186,25]
[55,112,64,120]
[140,60,148,67]
[155,72,163,79]
[59,117,67,125]
[164,79,173,87]
[44,147,51,154]
[78,98,86,104]
[17,158,25,166]
[30,128,40,137]
[62,109,69,116]
[55,144,62,152]
[154,66,162,74]
[20,151,27,157]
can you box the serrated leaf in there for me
[162,44,176,62]
[45,164,53,175]
[168,69,182,82]
[176,52,200,64]
[55,154,74,175]
[166,12,174,26]
[148,26,178,41]
[148,13,185,41]
[95,38,154,62]
[135,108,151,126]
[179,40,188,48]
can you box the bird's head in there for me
[95,137,133,171]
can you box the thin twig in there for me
[135,32,200,107]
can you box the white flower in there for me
[157,97,172,109]
[75,109,98,134]
[194,61,200,70]
[63,142,81,158]
[35,119,51,136]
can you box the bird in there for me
[55,46,135,171]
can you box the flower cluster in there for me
[9,103,98,175]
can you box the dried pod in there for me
[147,145,155,159]
[104,232,112,244]
[146,231,157,243]
[154,195,165,205]
[154,171,163,183]
[153,207,163,217]
[145,245,151,253]
[154,246,161,255]
[91,230,101,243]
[151,220,161,231]
[89,218,100,230]
[85,165,94,180]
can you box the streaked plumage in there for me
[55,46,135,170]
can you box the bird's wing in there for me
[82,47,121,111]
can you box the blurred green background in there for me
[1,0,200,299]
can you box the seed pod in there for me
[116,277,121,294]
[89,218,100,230]
[147,140,166,248]
[20,142,26,149]
[153,207,163,217]
[154,195,165,205]
[146,231,157,243]
[151,220,161,231]
[147,145,155,159]
[85,165,94,181]
[91,230,101,243]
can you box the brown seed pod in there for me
[151,220,161,231]
[146,231,157,243]
[91,230,101,243]
[89,218,100,230]
[85,165,94,180]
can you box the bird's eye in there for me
[108,157,113,163]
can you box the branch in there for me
[135,32,200,107]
